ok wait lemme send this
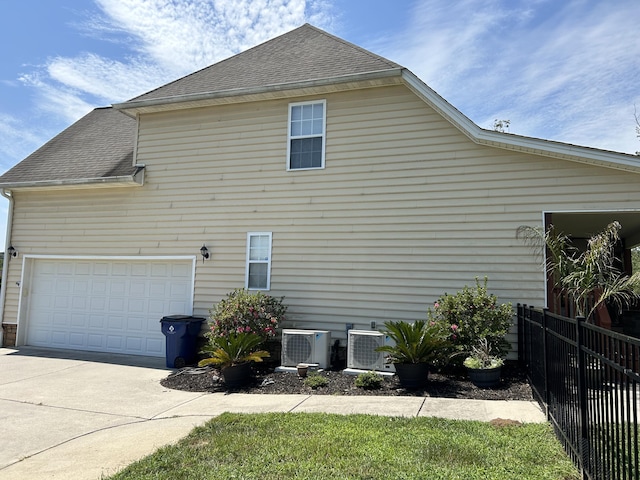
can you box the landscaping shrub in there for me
[355,371,384,390]
[427,277,513,359]
[304,372,329,389]
[209,288,287,341]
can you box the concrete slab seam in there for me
[416,397,428,418]
[0,418,152,472]
[149,392,209,420]
[287,395,312,412]
[0,363,88,387]
[0,396,151,421]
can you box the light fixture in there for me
[200,244,210,263]
[7,246,17,258]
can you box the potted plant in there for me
[463,338,504,388]
[376,320,450,388]
[198,331,270,387]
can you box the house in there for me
[2,24,640,357]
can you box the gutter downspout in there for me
[0,189,14,346]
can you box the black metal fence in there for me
[518,304,640,480]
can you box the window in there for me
[246,232,272,290]
[287,100,326,170]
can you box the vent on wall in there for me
[345,330,395,374]
[281,329,331,369]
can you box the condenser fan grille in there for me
[352,335,383,368]
[283,333,313,364]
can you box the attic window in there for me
[287,100,326,170]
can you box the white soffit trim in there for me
[113,69,404,116]
[401,70,640,174]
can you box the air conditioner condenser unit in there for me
[280,329,331,369]
[344,330,395,375]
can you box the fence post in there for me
[517,304,523,364]
[575,315,589,478]
[542,308,550,419]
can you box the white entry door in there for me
[24,258,194,357]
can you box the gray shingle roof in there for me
[130,23,402,102]
[0,107,136,185]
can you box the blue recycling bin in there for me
[160,315,206,368]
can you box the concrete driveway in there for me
[0,347,306,479]
[0,346,545,479]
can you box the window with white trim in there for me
[246,232,272,290]
[287,100,326,170]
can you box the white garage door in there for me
[24,258,194,357]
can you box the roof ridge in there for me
[127,23,401,103]
[127,24,313,102]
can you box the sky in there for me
[0,0,639,250]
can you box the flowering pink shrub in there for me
[209,289,287,341]
[427,277,513,358]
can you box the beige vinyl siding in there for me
[4,84,640,344]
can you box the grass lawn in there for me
[107,413,578,480]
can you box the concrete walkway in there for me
[0,347,545,480]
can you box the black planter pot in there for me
[222,362,252,388]
[466,366,502,388]
[394,362,429,388]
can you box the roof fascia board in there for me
[0,171,144,191]
[401,69,482,141]
[401,69,640,174]
[114,68,404,115]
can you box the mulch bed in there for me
[161,361,534,401]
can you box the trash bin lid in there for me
[160,315,206,322]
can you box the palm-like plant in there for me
[376,320,450,365]
[517,221,640,320]
[198,331,270,369]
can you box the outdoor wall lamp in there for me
[7,246,17,258]
[200,244,210,262]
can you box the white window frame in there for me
[287,99,326,171]
[245,232,272,291]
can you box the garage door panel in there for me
[146,338,163,355]
[106,335,123,350]
[109,297,125,312]
[110,279,127,295]
[93,263,110,275]
[90,297,106,311]
[131,263,148,276]
[51,331,67,346]
[52,313,68,327]
[88,334,103,348]
[91,279,108,294]
[111,263,128,276]
[107,316,123,329]
[171,263,191,277]
[69,332,85,347]
[25,258,194,357]
[148,302,166,315]
[70,314,87,328]
[72,296,88,310]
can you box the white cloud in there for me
[46,54,166,103]
[379,0,640,154]
[0,113,51,168]
[18,73,95,123]
[21,0,334,126]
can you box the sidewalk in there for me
[0,347,545,480]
